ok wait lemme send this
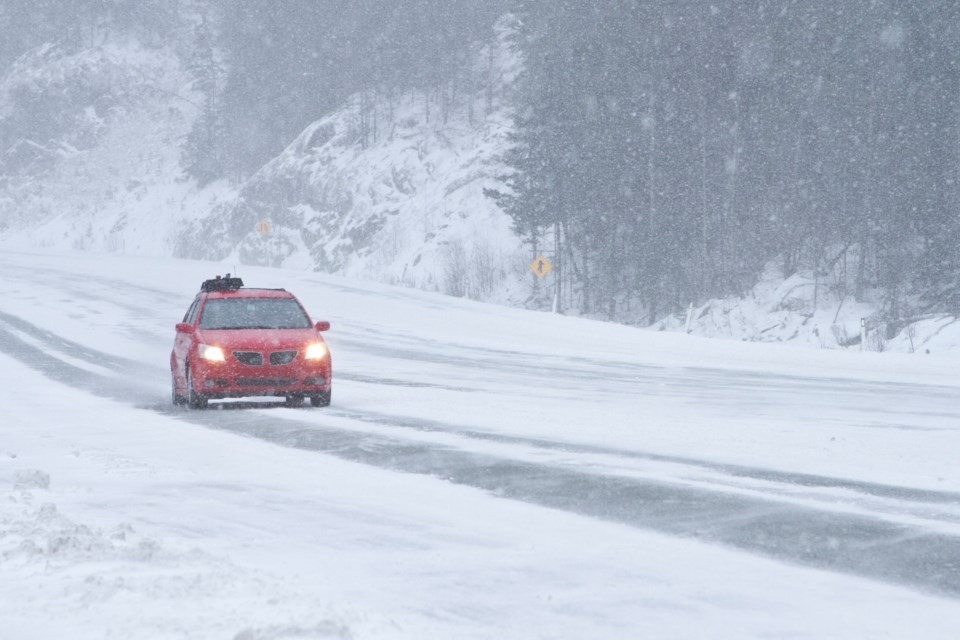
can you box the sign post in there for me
[530,255,561,313]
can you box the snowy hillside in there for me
[0,16,526,304]
[0,34,234,255]
[176,17,526,302]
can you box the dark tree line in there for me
[0,0,178,65]
[497,0,960,323]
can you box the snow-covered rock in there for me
[176,17,526,302]
[653,260,960,355]
[0,36,233,256]
[0,18,526,304]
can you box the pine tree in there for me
[182,16,226,184]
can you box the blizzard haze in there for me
[2,1,960,638]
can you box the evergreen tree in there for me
[182,16,226,184]
[498,0,960,323]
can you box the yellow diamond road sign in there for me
[256,219,272,235]
[530,255,553,278]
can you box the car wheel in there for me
[310,390,331,407]
[171,371,186,406]
[186,365,208,409]
[285,394,304,407]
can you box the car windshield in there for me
[199,297,310,330]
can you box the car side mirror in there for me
[315,321,330,332]
[176,322,195,334]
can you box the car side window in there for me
[183,297,201,324]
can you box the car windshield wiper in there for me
[203,325,305,330]
[202,325,269,330]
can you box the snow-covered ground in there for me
[655,261,960,356]
[2,249,960,638]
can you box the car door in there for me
[173,296,202,382]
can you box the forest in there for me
[496,1,960,324]
[2,0,959,327]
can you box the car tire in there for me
[186,365,208,409]
[285,394,304,407]
[171,371,186,406]
[310,390,331,407]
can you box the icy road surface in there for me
[2,250,960,639]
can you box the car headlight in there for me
[305,342,328,360]
[198,344,226,362]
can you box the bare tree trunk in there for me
[358,91,367,149]
[486,35,495,115]
[467,55,475,126]
[856,237,868,301]
[724,90,741,289]
[372,86,378,144]
[554,220,563,313]
[441,82,449,125]
[646,91,658,322]
[581,232,591,315]
[388,86,395,136]
[856,99,877,302]
[698,63,710,298]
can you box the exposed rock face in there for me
[177,18,525,299]
[0,17,526,302]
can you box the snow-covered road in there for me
[2,250,960,638]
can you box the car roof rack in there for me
[201,274,244,292]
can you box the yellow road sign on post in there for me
[529,255,553,278]
[256,219,272,235]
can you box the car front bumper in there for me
[191,358,331,398]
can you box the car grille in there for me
[269,350,298,366]
[235,377,296,387]
[233,351,263,366]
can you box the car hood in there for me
[197,328,320,352]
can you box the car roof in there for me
[203,288,295,300]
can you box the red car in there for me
[171,276,332,409]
